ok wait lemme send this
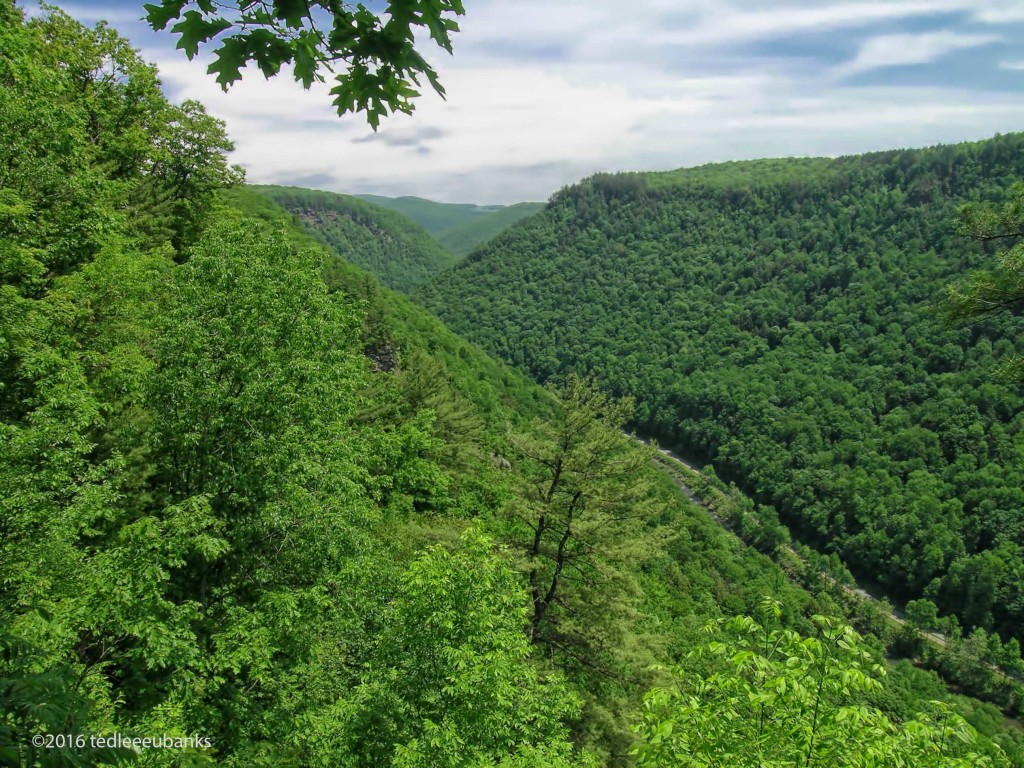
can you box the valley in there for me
[352,193,545,257]
[4,2,1024,766]
[418,135,1024,650]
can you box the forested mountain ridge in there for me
[438,201,546,257]
[353,192,545,256]
[3,2,1021,765]
[261,186,545,287]
[220,188,1024,761]
[251,185,460,293]
[354,193,506,234]
[419,134,1024,647]
[221,186,556,423]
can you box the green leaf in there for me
[245,28,295,79]
[272,0,308,29]
[171,10,232,60]
[207,36,248,88]
[143,0,187,30]
[293,38,319,89]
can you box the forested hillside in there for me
[355,193,505,234]
[3,2,1022,766]
[252,185,459,292]
[352,193,544,256]
[438,202,546,257]
[420,135,1024,649]
[0,6,581,763]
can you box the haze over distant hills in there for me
[252,187,546,289]
[355,193,546,257]
[353,194,507,235]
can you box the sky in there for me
[32,1,1024,204]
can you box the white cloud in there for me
[460,0,978,57]
[974,1,1024,24]
[117,0,1024,203]
[655,1,978,47]
[25,2,145,24]
[833,31,1000,78]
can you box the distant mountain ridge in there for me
[257,188,546,284]
[355,193,546,257]
[253,185,459,293]
[354,194,505,235]
[438,202,546,257]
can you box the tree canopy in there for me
[947,182,1024,379]
[253,185,461,293]
[635,600,1010,767]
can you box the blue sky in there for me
[32,1,1024,204]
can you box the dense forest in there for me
[257,188,545,291]
[3,2,1023,766]
[250,186,459,293]
[353,194,545,258]
[419,136,1024,654]
[354,194,505,234]
[437,202,546,257]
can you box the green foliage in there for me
[354,194,506,236]
[320,531,588,768]
[254,185,460,293]
[634,601,1010,767]
[144,0,465,128]
[1,6,581,763]
[492,377,670,761]
[438,202,547,257]
[149,222,372,579]
[8,5,1024,765]
[505,377,661,655]
[347,194,545,259]
[0,628,135,767]
[0,13,239,742]
[420,134,1024,650]
[907,599,941,631]
[141,100,245,252]
[346,194,546,258]
[645,156,838,190]
[0,4,241,273]
[216,186,553,426]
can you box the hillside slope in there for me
[253,185,459,293]
[353,193,545,257]
[438,201,546,256]
[214,187,859,760]
[220,186,554,423]
[419,134,1024,643]
[6,5,1022,765]
[355,193,503,234]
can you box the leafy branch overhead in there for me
[143,0,465,128]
